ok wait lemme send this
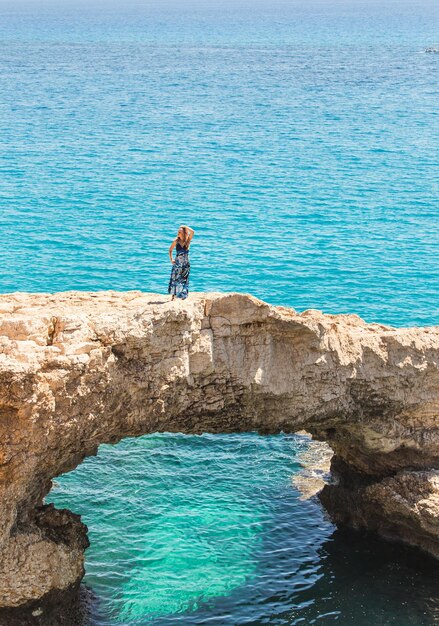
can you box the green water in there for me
[48,433,320,623]
[47,433,439,625]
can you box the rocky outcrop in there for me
[0,290,438,609]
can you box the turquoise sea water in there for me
[49,434,439,625]
[1,0,439,623]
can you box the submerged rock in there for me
[292,433,333,500]
[0,290,438,608]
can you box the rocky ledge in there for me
[0,291,438,610]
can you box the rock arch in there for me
[0,291,438,610]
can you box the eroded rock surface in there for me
[0,290,438,607]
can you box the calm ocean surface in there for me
[1,0,439,623]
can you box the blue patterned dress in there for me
[168,241,190,299]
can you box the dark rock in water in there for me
[425,46,439,53]
[0,583,95,626]
[319,457,439,558]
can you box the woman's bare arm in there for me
[182,225,195,244]
[169,238,177,263]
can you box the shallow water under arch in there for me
[47,432,439,625]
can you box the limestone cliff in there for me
[0,290,438,610]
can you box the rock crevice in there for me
[0,290,438,608]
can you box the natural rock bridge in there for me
[0,291,438,613]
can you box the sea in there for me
[1,0,438,623]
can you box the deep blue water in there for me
[1,0,439,623]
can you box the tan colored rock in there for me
[0,290,438,607]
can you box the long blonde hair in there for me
[177,226,190,249]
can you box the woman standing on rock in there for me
[168,225,195,300]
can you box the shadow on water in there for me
[84,515,439,626]
[144,533,439,626]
